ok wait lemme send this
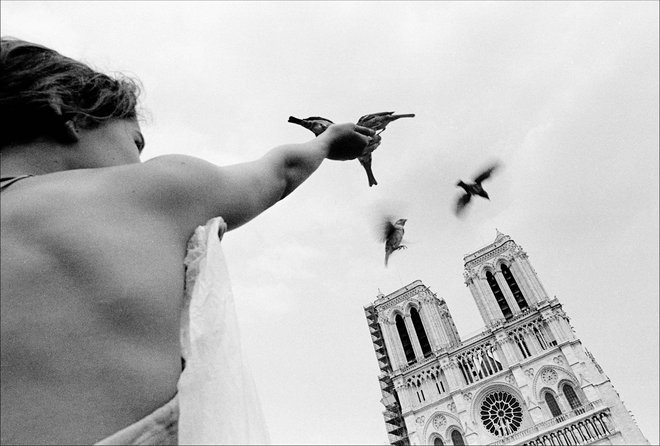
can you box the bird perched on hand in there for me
[288,112,414,187]
[287,116,333,137]
[455,162,501,216]
[380,218,407,267]
[357,132,382,187]
[288,114,382,186]
[356,111,415,133]
[355,112,414,186]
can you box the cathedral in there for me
[364,231,649,445]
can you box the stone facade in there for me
[364,231,649,445]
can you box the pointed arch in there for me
[486,271,512,320]
[422,411,462,445]
[433,437,445,446]
[562,383,581,410]
[501,264,529,311]
[410,307,433,357]
[395,314,415,364]
[544,392,562,417]
[450,429,466,445]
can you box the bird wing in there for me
[386,113,415,120]
[473,162,500,184]
[379,219,398,243]
[304,116,334,123]
[357,112,415,132]
[356,112,395,128]
[386,230,403,250]
[288,115,334,136]
[357,111,394,121]
[455,193,472,215]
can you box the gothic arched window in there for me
[451,430,466,446]
[410,307,432,357]
[395,315,416,364]
[501,264,529,311]
[544,392,562,417]
[562,384,581,410]
[486,271,513,320]
[433,437,445,446]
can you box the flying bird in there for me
[288,112,414,187]
[380,218,407,267]
[455,162,501,216]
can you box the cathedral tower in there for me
[365,232,649,445]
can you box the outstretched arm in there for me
[125,122,374,236]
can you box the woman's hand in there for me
[318,123,376,161]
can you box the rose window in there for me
[480,391,523,437]
[541,368,558,384]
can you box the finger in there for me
[354,124,377,137]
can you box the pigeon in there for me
[380,218,407,267]
[455,162,500,216]
[288,112,414,187]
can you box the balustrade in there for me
[489,400,612,446]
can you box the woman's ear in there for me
[61,119,80,143]
[48,99,80,144]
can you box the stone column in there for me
[495,332,518,368]
[419,301,447,350]
[441,358,464,391]
[494,270,522,315]
[404,315,424,361]
[525,328,544,355]
[440,307,462,346]
[395,380,412,413]
[477,276,505,321]
[509,260,538,306]
[543,310,574,344]
[467,275,497,326]
[517,255,550,301]
[380,318,405,369]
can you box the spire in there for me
[494,228,506,242]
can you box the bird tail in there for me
[367,171,378,187]
[288,116,303,125]
[359,156,378,187]
[385,251,390,267]
[393,113,415,119]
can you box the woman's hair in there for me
[0,37,141,148]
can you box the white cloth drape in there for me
[178,217,270,445]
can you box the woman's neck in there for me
[1,141,77,177]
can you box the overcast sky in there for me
[2,1,658,444]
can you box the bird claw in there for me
[397,245,407,251]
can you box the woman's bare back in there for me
[0,171,189,444]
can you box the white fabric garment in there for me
[178,216,270,445]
